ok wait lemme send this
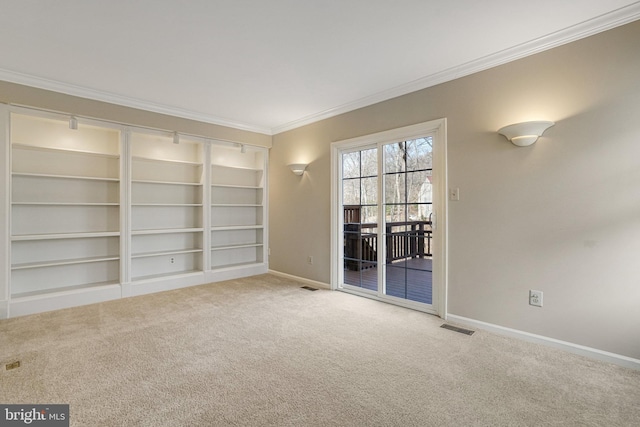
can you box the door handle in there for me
[429,212,436,231]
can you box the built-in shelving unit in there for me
[130,132,204,281]
[2,107,268,318]
[210,146,266,269]
[10,113,121,298]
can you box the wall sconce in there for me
[288,163,307,176]
[498,121,554,147]
[69,116,78,130]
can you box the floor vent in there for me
[5,361,21,370]
[301,286,318,291]
[440,324,475,335]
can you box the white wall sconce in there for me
[498,121,554,147]
[69,116,78,130]
[288,163,308,176]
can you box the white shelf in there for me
[211,204,262,207]
[210,261,264,270]
[12,143,120,158]
[12,172,119,182]
[12,255,119,270]
[132,179,202,186]
[12,231,120,241]
[132,270,201,282]
[211,225,264,231]
[133,203,202,207]
[133,156,202,166]
[132,228,204,235]
[12,280,120,299]
[132,249,203,259]
[211,183,262,190]
[13,202,119,206]
[211,164,262,172]
[211,243,263,251]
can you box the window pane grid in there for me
[384,168,432,175]
[342,147,378,291]
[382,137,433,304]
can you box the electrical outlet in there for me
[529,290,543,307]
[307,256,313,265]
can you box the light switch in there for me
[449,187,460,201]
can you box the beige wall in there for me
[270,21,640,359]
[0,81,272,148]
[2,22,638,360]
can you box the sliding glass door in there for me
[334,120,446,314]
[383,138,433,304]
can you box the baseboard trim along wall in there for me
[268,270,331,290]
[268,271,639,370]
[9,285,122,318]
[446,314,640,371]
[0,300,8,318]
[3,265,269,319]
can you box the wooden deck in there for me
[343,257,432,304]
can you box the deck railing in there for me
[385,221,432,262]
[344,224,377,270]
[344,206,432,271]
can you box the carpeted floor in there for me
[1,274,639,426]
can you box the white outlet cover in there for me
[529,290,543,307]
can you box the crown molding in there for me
[0,69,273,135]
[1,2,638,137]
[271,2,640,135]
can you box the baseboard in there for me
[9,284,122,318]
[268,270,332,290]
[446,314,640,371]
[208,264,269,283]
[4,265,270,318]
[129,272,207,297]
[128,266,269,298]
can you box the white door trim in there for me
[330,118,448,317]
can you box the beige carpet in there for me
[1,274,639,426]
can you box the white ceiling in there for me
[1,1,639,135]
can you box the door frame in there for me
[330,118,447,317]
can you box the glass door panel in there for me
[383,138,433,304]
[342,148,378,292]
